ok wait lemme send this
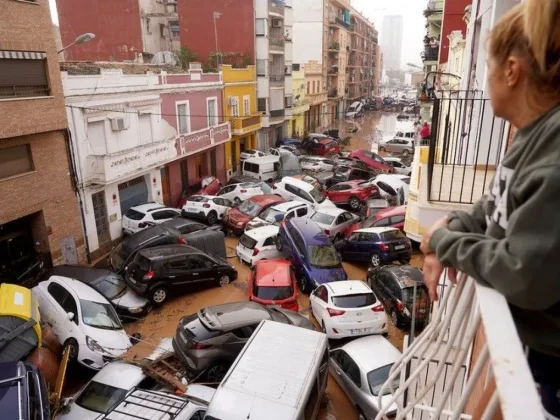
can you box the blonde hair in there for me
[488,0,560,96]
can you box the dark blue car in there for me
[276,138,302,147]
[276,218,348,293]
[337,227,412,267]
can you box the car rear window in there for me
[381,230,406,241]
[75,381,128,414]
[332,293,376,308]
[124,209,145,220]
[253,284,294,300]
[310,212,336,225]
[309,245,341,268]
[189,196,209,203]
[181,313,221,341]
[402,286,429,305]
[239,234,257,249]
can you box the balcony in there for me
[292,99,309,115]
[328,41,340,52]
[269,108,285,123]
[328,88,338,98]
[307,91,328,106]
[0,84,50,99]
[270,74,285,87]
[230,113,262,136]
[329,13,351,29]
[268,0,284,17]
[375,272,543,420]
[269,36,285,52]
[423,45,439,62]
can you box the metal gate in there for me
[92,191,111,247]
[118,176,148,215]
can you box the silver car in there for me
[329,335,401,419]
[378,138,415,156]
[309,207,360,241]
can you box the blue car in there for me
[276,218,348,293]
[276,138,302,147]
[337,227,412,267]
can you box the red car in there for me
[325,180,380,211]
[225,195,285,235]
[344,205,407,237]
[177,176,222,208]
[311,138,341,156]
[248,259,298,312]
[348,149,396,173]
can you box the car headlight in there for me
[128,307,144,314]
[86,336,105,353]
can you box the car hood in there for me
[227,209,252,225]
[112,288,149,310]
[305,266,348,286]
[276,309,315,330]
[84,325,132,354]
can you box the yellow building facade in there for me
[291,66,310,137]
[221,65,262,178]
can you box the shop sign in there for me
[175,122,231,156]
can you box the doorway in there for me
[118,176,148,215]
[161,167,170,205]
[92,191,111,247]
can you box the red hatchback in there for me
[225,195,285,235]
[311,138,341,156]
[248,259,298,312]
[348,149,395,173]
[344,205,407,237]
[325,180,380,211]
[177,176,222,208]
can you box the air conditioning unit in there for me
[272,20,282,28]
[110,117,128,131]
[228,97,237,106]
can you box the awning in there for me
[0,51,47,60]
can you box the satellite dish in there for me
[151,51,179,66]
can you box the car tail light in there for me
[177,236,186,245]
[143,270,155,281]
[327,307,346,317]
[138,222,147,228]
[272,185,277,189]
[380,243,390,252]
[240,189,247,193]
[324,229,330,235]
[252,248,260,256]
[203,203,211,208]
[371,305,384,312]
[193,343,210,350]
[396,300,404,311]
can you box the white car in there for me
[236,225,283,266]
[310,280,387,339]
[299,156,336,173]
[181,195,233,225]
[274,176,336,210]
[383,157,412,176]
[368,174,410,206]
[240,149,267,160]
[122,203,180,235]
[309,207,360,241]
[33,276,132,370]
[245,200,313,231]
[217,182,268,204]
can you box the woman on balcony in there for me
[420,0,560,417]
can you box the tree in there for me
[176,46,197,70]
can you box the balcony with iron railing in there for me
[269,74,285,87]
[269,36,285,52]
[268,0,285,16]
[269,108,285,122]
[0,84,50,99]
[230,113,262,136]
[423,45,439,62]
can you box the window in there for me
[0,51,50,99]
[167,256,189,270]
[188,255,215,269]
[47,282,70,306]
[229,97,239,117]
[152,210,178,220]
[243,95,250,116]
[146,18,151,33]
[307,81,310,94]
[169,22,180,39]
[257,59,266,76]
[390,215,405,224]
[312,81,316,93]
[358,232,376,242]
[263,236,276,247]
[373,217,390,227]
[176,102,190,134]
[207,98,218,127]
[159,23,165,38]
[315,286,328,302]
[296,207,308,217]
[231,325,256,339]
[257,98,267,112]
[138,114,152,144]
[256,18,266,36]
[284,96,293,108]
[0,144,34,179]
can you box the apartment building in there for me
[304,61,329,131]
[56,0,180,61]
[380,15,403,71]
[0,0,85,274]
[326,0,350,120]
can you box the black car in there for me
[227,175,260,186]
[109,225,185,274]
[41,265,150,319]
[367,265,430,330]
[125,245,238,305]
[327,166,376,188]
[158,217,221,235]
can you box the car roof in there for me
[326,280,372,296]
[245,225,279,239]
[280,177,314,191]
[376,205,406,218]
[382,265,425,288]
[288,218,330,245]
[355,227,399,234]
[244,155,280,164]
[200,302,271,330]
[366,198,390,207]
[383,157,402,162]
[375,175,406,188]
[314,207,348,216]
[49,275,109,303]
[90,361,145,388]
[129,203,166,213]
[138,244,200,259]
[300,156,328,161]
[255,260,292,287]
[122,225,178,249]
[270,200,306,212]
[250,194,284,205]
[46,265,113,284]
[160,218,203,230]
[341,335,401,373]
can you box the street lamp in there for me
[58,33,96,54]
[407,62,423,70]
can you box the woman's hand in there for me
[420,216,449,254]
[423,253,458,301]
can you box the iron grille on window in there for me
[0,51,50,99]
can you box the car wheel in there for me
[275,235,284,251]
[150,287,168,305]
[299,274,310,294]
[207,211,218,226]
[378,146,386,152]
[348,196,361,210]
[218,275,231,287]
[234,197,241,205]
[371,253,381,267]
[63,338,79,362]
[402,149,410,157]
[205,363,229,383]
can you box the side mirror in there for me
[67,312,75,321]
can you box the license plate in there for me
[188,208,197,212]
[351,328,371,335]
[395,245,405,250]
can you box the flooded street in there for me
[121,111,423,420]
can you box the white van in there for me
[242,155,281,182]
[204,320,329,420]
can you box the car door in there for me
[340,212,357,233]
[310,285,329,324]
[212,198,232,219]
[261,235,278,259]
[375,272,394,309]
[163,255,196,290]
[185,255,217,286]
[217,185,235,201]
[356,232,376,261]
[294,186,315,207]
[45,282,78,342]
[341,232,360,260]
[390,214,406,230]
[327,184,346,204]
[223,324,258,357]
[330,350,363,403]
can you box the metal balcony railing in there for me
[269,74,285,87]
[424,45,439,61]
[374,272,544,420]
[0,84,50,99]
[269,37,285,48]
[269,109,285,119]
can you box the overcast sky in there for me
[49,0,424,69]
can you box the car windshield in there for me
[253,283,294,300]
[309,245,341,268]
[75,381,128,414]
[332,293,376,308]
[381,230,406,240]
[259,207,285,223]
[310,212,336,225]
[309,187,326,203]
[96,275,127,300]
[110,243,128,271]
[80,300,122,330]
[258,182,273,194]
[368,364,400,396]
[238,200,262,217]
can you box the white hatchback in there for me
[181,195,233,225]
[274,176,336,210]
[383,157,412,176]
[310,280,386,339]
[121,203,180,235]
[217,182,267,205]
[236,225,283,266]
[245,200,313,231]
[309,207,360,241]
[240,149,267,160]
[299,156,336,173]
